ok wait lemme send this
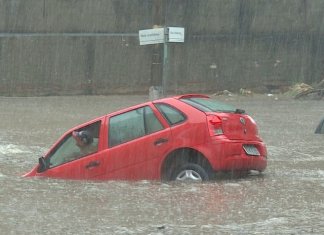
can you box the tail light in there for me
[207,115,223,136]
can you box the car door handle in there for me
[85,161,100,169]
[154,138,168,146]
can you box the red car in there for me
[24,94,267,181]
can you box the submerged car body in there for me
[315,117,324,134]
[24,94,267,181]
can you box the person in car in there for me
[72,130,97,156]
[61,130,98,163]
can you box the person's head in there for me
[72,130,93,147]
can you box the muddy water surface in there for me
[0,95,323,234]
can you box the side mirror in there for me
[37,157,48,173]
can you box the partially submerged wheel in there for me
[172,163,209,181]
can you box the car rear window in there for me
[180,97,237,113]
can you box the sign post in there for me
[139,27,185,99]
[162,27,168,96]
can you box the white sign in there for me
[139,28,165,45]
[168,27,185,43]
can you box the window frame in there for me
[108,105,164,148]
[45,121,101,168]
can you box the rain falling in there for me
[1,1,324,234]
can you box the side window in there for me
[155,103,186,126]
[108,106,163,147]
[47,121,101,168]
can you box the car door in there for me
[36,120,106,180]
[102,105,172,180]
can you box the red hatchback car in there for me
[24,94,267,181]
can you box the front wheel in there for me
[172,163,210,181]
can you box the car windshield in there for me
[180,97,237,113]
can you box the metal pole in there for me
[162,28,168,96]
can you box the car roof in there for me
[109,94,210,116]
[77,94,211,128]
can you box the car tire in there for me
[172,163,210,181]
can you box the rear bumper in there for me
[207,139,267,172]
[220,155,267,172]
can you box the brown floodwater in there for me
[0,94,323,234]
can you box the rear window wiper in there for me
[235,109,245,114]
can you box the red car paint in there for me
[24,94,267,181]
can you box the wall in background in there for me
[0,0,323,96]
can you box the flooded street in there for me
[0,94,323,234]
